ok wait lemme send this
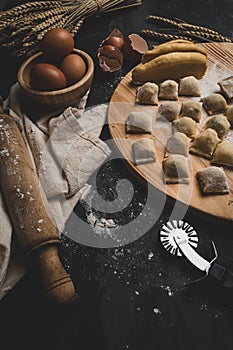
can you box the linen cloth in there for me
[0,83,111,300]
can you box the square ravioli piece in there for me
[172,116,196,139]
[202,114,230,140]
[159,80,178,100]
[165,132,190,157]
[197,166,229,194]
[133,138,156,165]
[126,111,153,134]
[225,105,233,126]
[211,141,233,168]
[189,128,220,159]
[201,93,227,115]
[136,82,159,105]
[179,76,201,97]
[218,76,233,100]
[162,154,190,184]
[158,101,181,122]
[180,101,202,122]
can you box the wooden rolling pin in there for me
[0,100,75,306]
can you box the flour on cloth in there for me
[0,83,111,300]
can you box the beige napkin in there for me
[0,83,111,300]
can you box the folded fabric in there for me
[0,83,111,300]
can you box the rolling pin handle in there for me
[32,244,75,306]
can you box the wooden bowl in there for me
[17,49,94,109]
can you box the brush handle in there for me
[0,104,75,306]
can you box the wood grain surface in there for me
[108,42,233,221]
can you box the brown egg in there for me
[60,54,86,85]
[30,63,67,91]
[40,28,74,62]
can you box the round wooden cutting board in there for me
[108,42,233,222]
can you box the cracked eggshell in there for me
[98,45,123,73]
[123,33,148,65]
[102,29,124,50]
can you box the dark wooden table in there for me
[1,1,233,349]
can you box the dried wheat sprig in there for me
[141,29,194,42]
[147,15,184,28]
[0,4,63,30]
[147,15,221,36]
[3,36,37,56]
[32,14,68,33]
[0,23,38,43]
[69,18,84,35]
[63,0,139,26]
[0,2,72,31]
[173,19,226,36]
[0,6,69,32]
[65,21,82,34]
[36,16,68,40]
[62,0,142,11]
[177,29,232,43]
[62,2,105,26]
[0,1,63,19]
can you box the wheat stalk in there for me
[0,1,63,19]
[141,29,194,42]
[146,15,232,43]
[69,18,85,35]
[147,15,222,36]
[1,7,71,35]
[177,29,232,43]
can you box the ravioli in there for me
[202,114,230,140]
[225,105,233,127]
[218,76,233,100]
[126,111,153,134]
[165,132,190,157]
[159,80,178,100]
[136,82,159,105]
[197,166,229,194]
[158,101,181,122]
[133,138,156,165]
[201,93,227,115]
[189,128,220,159]
[180,101,202,122]
[211,141,233,168]
[162,154,190,184]
[179,75,201,97]
[172,116,196,139]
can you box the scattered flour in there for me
[153,308,161,314]
[81,185,119,240]
[148,252,154,260]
